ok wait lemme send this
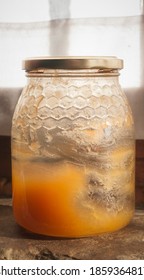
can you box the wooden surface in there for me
[0,199,144,260]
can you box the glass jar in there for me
[11,56,135,237]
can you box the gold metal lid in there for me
[23,56,123,71]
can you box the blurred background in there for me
[0,0,144,206]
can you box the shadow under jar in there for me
[11,56,135,237]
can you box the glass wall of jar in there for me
[11,56,135,237]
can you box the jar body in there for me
[12,69,135,237]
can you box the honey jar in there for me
[11,56,135,237]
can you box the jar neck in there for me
[26,68,120,78]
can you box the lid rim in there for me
[23,56,123,71]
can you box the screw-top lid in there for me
[23,56,123,71]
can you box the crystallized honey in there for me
[12,143,134,237]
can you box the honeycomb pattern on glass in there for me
[12,74,134,167]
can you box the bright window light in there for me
[0,0,49,22]
[70,0,143,18]
[0,0,143,87]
